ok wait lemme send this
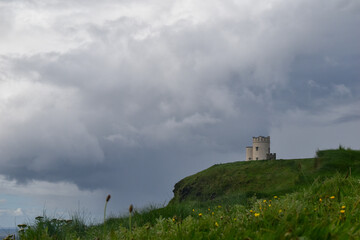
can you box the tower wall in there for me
[252,136,270,160]
[246,147,253,161]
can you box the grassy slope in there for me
[170,149,360,204]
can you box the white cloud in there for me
[333,84,352,97]
[14,208,23,216]
[0,208,22,217]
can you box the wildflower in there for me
[268,204,271,207]
[233,218,237,221]
[212,212,215,215]
[208,208,211,211]
[341,206,346,209]
[254,213,260,217]
[319,198,322,202]
[279,209,282,213]
[198,213,202,217]
[218,205,222,208]
[250,210,253,213]
[330,196,335,199]
[192,209,195,212]
[263,200,267,203]
[274,196,278,199]
[215,222,219,227]
[340,210,345,213]
[172,217,176,223]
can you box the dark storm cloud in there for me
[333,114,360,124]
[0,0,360,206]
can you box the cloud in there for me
[0,208,23,217]
[0,0,359,224]
[0,174,106,226]
[13,208,23,216]
[0,79,104,179]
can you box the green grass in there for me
[15,148,360,239]
[170,148,360,204]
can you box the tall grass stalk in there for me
[103,194,111,239]
[129,204,133,236]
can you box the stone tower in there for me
[246,136,276,161]
[246,146,254,161]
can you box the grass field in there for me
[10,148,360,239]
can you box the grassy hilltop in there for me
[14,148,360,239]
[170,148,360,205]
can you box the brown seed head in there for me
[106,194,111,202]
[129,204,133,213]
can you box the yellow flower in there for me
[198,213,202,217]
[208,208,211,211]
[212,212,215,215]
[341,206,346,209]
[279,209,282,213]
[250,210,253,213]
[233,218,237,221]
[192,209,195,212]
[215,222,219,227]
[330,196,335,199]
[254,213,260,217]
[263,200,267,203]
[340,210,345,213]
[274,196,278,199]
[268,204,271,207]
[319,198,322,202]
[218,205,222,208]
[172,218,176,223]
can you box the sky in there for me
[0,0,359,228]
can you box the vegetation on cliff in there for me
[170,148,360,205]
[12,148,360,239]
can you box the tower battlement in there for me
[252,136,270,143]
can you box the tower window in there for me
[256,147,259,151]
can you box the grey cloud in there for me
[333,113,360,124]
[0,0,359,209]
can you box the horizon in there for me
[1,0,360,228]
